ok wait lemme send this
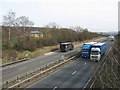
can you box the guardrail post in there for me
[46,65,47,69]
[28,79,30,82]
[18,84,20,87]
[6,81,8,85]
[17,76,19,80]
[49,63,51,67]
[24,74,26,76]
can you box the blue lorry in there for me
[90,43,106,61]
[81,42,97,58]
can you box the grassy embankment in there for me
[92,34,120,88]
[2,26,105,64]
[2,37,103,64]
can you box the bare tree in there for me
[16,16,34,34]
[3,10,16,39]
[69,26,84,32]
[44,22,59,29]
[69,26,74,30]
[74,26,84,32]
[83,28,88,32]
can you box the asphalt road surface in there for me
[27,39,113,88]
[2,37,107,82]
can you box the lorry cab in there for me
[82,45,91,57]
[60,42,74,52]
[90,43,106,61]
[82,42,97,58]
[90,48,101,61]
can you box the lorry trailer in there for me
[90,43,106,61]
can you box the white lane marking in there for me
[83,47,112,89]
[72,71,76,75]
[84,63,86,65]
[44,52,55,56]
[27,59,80,89]
[52,86,57,90]
[19,67,25,70]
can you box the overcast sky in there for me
[0,0,119,32]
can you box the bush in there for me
[2,26,105,52]
[22,37,37,51]
[2,50,17,62]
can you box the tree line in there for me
[2,26,104,52]
[2,10,105,62]
[2,10,105,52]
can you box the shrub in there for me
[2,26,105,52]
[2,50,17,62]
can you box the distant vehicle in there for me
[111,36,114,41]
[90,43,106,61]
[81,42,97,58]
[60,42,74,52]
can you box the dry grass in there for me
[2,37,103,64]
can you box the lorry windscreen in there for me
[82,49,89,52]
[92,46,100,48]
[91,51,99,55]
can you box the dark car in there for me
[60,42,74,52]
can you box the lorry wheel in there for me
[82,56,84,58]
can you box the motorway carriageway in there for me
[27,38,114,88]
[2,37,107,82]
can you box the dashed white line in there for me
[72,71,76,75]
[19,67,25,70]
[84,63,86,65]
[52,86,57,90]
[44,52,55,56]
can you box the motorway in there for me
[2,37,107,82]
[27,38,114,88]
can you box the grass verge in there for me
[2,37,103,64]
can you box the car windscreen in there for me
[91,51,99,55]
[60,44,66,49]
